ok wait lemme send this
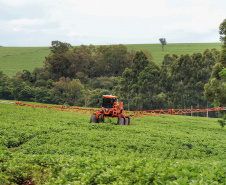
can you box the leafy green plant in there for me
[218,113,226,128]
[0,103,226,184]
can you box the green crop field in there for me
[0,103,225,184]
[0,43,222,77]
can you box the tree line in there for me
[118,48,222,110]
[0,19,225,112]
[0,43,224,110]
[0,43,135,107]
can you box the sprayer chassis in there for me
[90,95,130,125]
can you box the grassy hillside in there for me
[0,103,225,184]
[0,43,222,77]
[126,43,222,63]
[0,47,50,77]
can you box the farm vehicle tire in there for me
[118,117,124,125]
[124,117,130,125]
[90,114,98,123]
[98,114,104,122]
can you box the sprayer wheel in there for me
[90,114,97,123]
[98,114,104,122]
[124,117,130,125]
[118,117,124,125]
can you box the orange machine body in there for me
[90,95,130,125]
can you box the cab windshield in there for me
[102,98,116,108]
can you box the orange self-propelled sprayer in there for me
[90,95,130,125]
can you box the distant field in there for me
[0,47,50,77]
[0,43,222,77]
[126,43,222,63]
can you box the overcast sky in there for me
[0,0,226,46]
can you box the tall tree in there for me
[159,54,178,91]
[219,19,226,48]
[159,54,178,108]
[70,45,96,78]
[67,79,84,105]
[219,68,226,79]
[44,53,72,81]
[138,61,161,110]
[119,51,150,110]
[0,71,12,100]
[159,38,167,51]
[131,51,150,78]
[95,45,130,77]
[50,40,72,54]
[204,49,226,107]
[169,50,218,109]
[119,68,134,110]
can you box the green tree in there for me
[118,51,151,110]
[217,66,226,128]
[131,51,150,78]
[170,54,191,108]
[119,68,134,110]
[67,79,84,105]
[50,77,84,105]
[159,38,167,51]
[0,71,12,100]
[204,49,226,107]
[219,19,226,48]
[169,50,217,109]
[159,54,178,92]
[33,87,54,103]
[119,51,161,110]
[44,53,72,81]
[51,77,71,104]
[219,68,226,79]
[138,61,161,110]
[44,43,131,81]
[50,40,72,54]
[90,76,119,91]
[7,79,35,101]
[95,45,130,77]
[71,45,96,78]
[87,89,105,108]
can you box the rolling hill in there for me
[0,43,222,77]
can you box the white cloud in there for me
[9,18,42,26]
[161,0,226,34]
[67,31,89,37]
[1,0,28,5]
[72,0,169,18]
[0,18,44,33]
[0,0,226,46]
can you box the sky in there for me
[0,0,226,46]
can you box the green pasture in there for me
[0,103,225,184]
[126,43,222,63]
[0,43,222,77]
[0,47,50,77]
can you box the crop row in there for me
[0,103,226,184]
[1,152,226,184]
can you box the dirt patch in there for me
[20,178,35,185]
